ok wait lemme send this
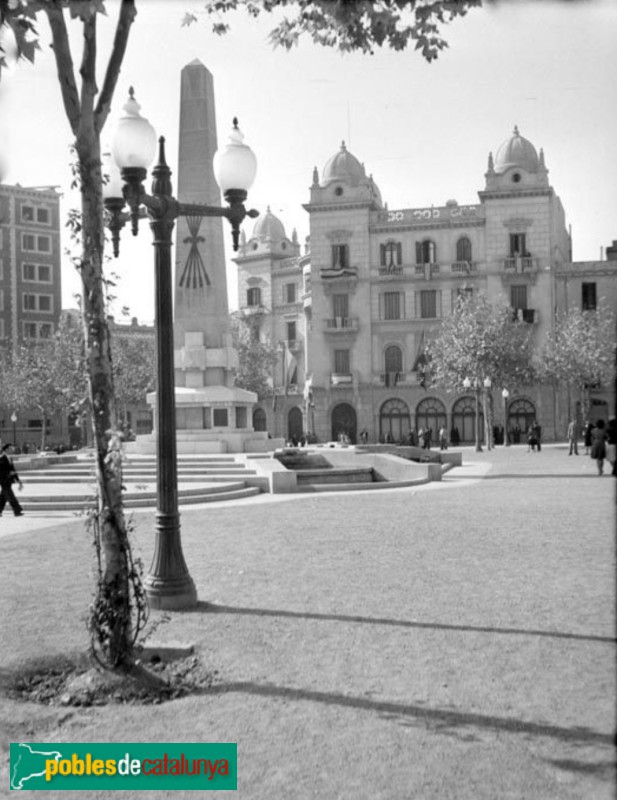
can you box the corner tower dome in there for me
[321,141,366,187]
[252,206,286,242]
[494,126,540,174]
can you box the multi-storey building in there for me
[235,127,616,444]
[0,182,63,446]
[0,182,62,344]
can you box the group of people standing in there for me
[568,417,616,476]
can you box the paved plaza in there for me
[0,443,615,798]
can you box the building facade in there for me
[235,128,616,445]
[0,182,63,447]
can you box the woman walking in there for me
[590,419,608,476]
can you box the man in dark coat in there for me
[0,443,24,516]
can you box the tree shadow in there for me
[200,680,615,747]
[190,602,615,645]
[544,757,617,777]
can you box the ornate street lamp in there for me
[463,376,482,452]
[502,388,510,446]
[10,412,17,447]
[104,88,258,610]
[483,376,492,450]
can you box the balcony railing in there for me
[503,256,535,272]
[331,373,353,386]
[324,317,359,332]
[414,262,440,279]
[451,261,477,274]
[512,308,538,324]
[378,371,418,387]
[378,265,404,277]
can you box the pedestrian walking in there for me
[607,417,617,476]
[590,419,608,476]
[0,443,24,517]
[567,419,579,455]
[439,426,448,450]
[527,420,541,452]
[583,420,594,455]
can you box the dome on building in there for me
[494,126,540,174]
[321,141,366,186]
[252,206,286,242]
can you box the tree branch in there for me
[44,3,81,136]
[79,11,98,128]
[95,0,137,134]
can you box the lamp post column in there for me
[502,388,510,447]
[474,383,482,452]
[142,147,196,610]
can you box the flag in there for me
[284,344,298,395]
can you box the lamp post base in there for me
[144,512,198,610]
[144,576,198,610]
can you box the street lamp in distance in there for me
[104,88,258,610]
[502,388,510,446]
[10,412,17,447]
[463,376,482,452]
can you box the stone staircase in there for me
[16,454,263,512]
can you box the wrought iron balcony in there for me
[324,317,359,333]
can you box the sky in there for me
[0,0,615,324]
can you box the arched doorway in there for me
[384,345,402,385]
[416,397,447,441]
[380,398,411,442]
[451,396,484,444]
[507,398,536,443]
[331,403,357,444]
[287,406,303,443]
[253,407,267,432]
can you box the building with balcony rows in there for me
[237,127,616,445]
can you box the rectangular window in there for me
[22,233,51,253]
[582,282,597,311]
[285,283,296,303]
[21,205,34,222]
[509,233,526,256]
[213,408,228,427]
[23,294,36,311]
[38,295,52,312]
[21,205,50,225]
[383,291,401,320]
[334,349,350,374]
[331,244,348,269]
[23,263,37,281]
[37,208,50,224]
[332,293,349,319]
[0,289,3,310]
[420,290,437,319]
[510,285,528,310]
[286,320,297,343]
[38,265,51,282]
[0,257,3,279]
[23,322,37,339]
[236,407,247,428]
[38,323,52,339]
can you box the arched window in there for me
[380,241,402,268]
[456,237,472,263]
[507,398,536,442]
[380,398,411,443]
[384,345,402,374]
[416,239,436,265]
[415,397,447,439]
[331,403,357,444]
[288,407,303,442]
[253,407,267,432]
[247,287,261,307]
[451,396,483,445]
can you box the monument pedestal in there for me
[127,385,276,454]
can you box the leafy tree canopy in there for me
[426,292,535,393]
[230,313,279,397]
[183,0,482,60]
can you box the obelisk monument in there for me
[174,60,237,388]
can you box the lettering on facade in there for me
[386,206,479,224]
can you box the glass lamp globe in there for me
[502,387,510,399]
[213,118,257,194]
[111,88,157,170]
[484,376,492,389]
[463,377,471,390]
[101,151,124,199]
